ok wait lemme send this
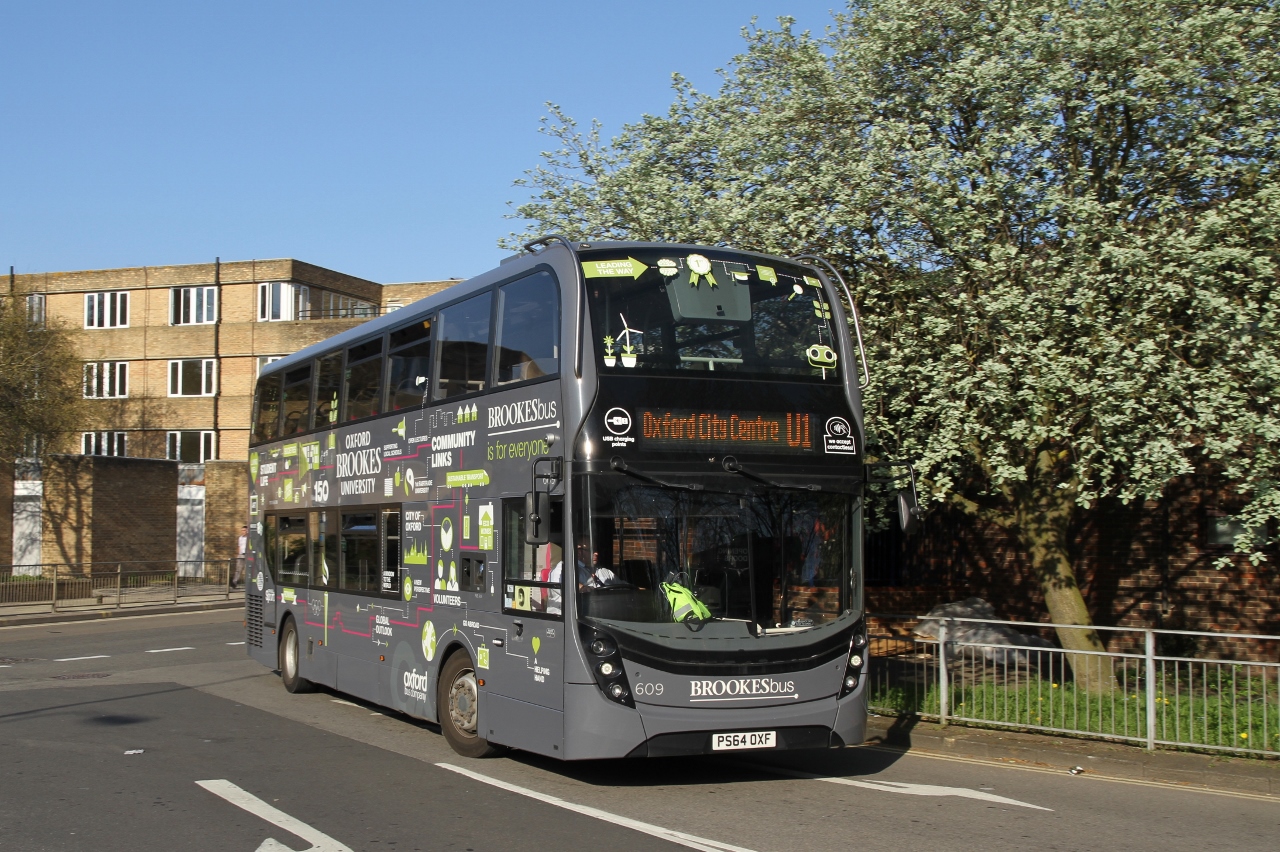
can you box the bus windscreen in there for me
[582,249,841,381]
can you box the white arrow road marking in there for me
[744,763,1052,811]
[196,780,353,852]
[438,763,759,852]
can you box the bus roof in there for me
[258,240,819,379]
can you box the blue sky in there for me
[1,1,841,283]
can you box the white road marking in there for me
[196,779,352,852]
[438,763,759,852]
[54,655,110,662]
[145,647,195,653]
[227,641,246,646]
[330,699,359,707]
[743,762,1052,811]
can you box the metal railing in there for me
[868,614,1280,757]
[1,560,240,612]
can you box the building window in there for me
[83,432,127,457]
[258,282,310,321]
[171,286,217,325]
[169,359,217,396]
[26,293,45,325]
[84,362,129,398]
[84,291,130,328]
[167,430,215,463]
[320,290,375,319]
[257,355,284,376]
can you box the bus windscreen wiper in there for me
[721,456,819,492]
[609,457,704,491]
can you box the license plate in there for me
[711,730,776,751]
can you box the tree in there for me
[0,296,85,464]
[506,0,1280,685]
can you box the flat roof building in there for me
[3,258,457,463]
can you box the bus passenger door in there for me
[483,499,565,755]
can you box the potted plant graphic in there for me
[602,335,616,367]
[617,315,641,367]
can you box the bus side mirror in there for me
[525,491,551,545]
[897,490,921,537]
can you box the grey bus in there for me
[244,238,873,759]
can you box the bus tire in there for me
[280,618,313,694]
[438,651,499,758]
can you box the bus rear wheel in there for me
[280,619,313,694]
[438,652,499,758]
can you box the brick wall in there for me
[90,456,178,564]
[866,475,1280,649]
[35,456,177,568]
[204,461,249,563]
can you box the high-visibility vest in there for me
[662,582,711,623]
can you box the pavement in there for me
[3,593,1276,800]
[0,591,245,627]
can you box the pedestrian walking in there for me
[233,525,248,588]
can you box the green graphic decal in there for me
[403,575,413,601]
[807,344,838,369]
[445,469,490,487]
[813,299,832,320]
[249,452,259,481]
[531,636,541,656]
[757,265,778,285]
[393,417,406,438]
[581,257,649,279]
[403,539,429,564]
[804,275,822,289]
[657,258,679,277]
[602,335,616,367]
[686,254,718,288]
[440,517,453,551]
[477,645,490,669]
[478,503,494,551]
[422,621,437,662]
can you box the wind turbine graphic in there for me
[618,314,642,368]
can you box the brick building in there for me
[865,473,1279,643]
[3,258,458,569]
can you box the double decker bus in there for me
[245,238,873,759]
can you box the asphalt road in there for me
[1,611,1276,852]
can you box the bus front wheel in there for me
[280,619,313,694]
[438,652,499,758]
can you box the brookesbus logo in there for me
[689,677,798,701]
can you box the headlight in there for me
[608,683,628,700]
[599,661,616,677]
[590,638,615,656]
[844,675,858,690]
[849,653,864,668]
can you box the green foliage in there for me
[507,0,1280,578]
[0,298,84,463]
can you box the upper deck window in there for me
[494,271,559,386]
[388,319,433,412]
[344,337,384,421]
[436,292,492,400]
[582,249,840,381]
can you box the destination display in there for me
[633,408,816,454]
